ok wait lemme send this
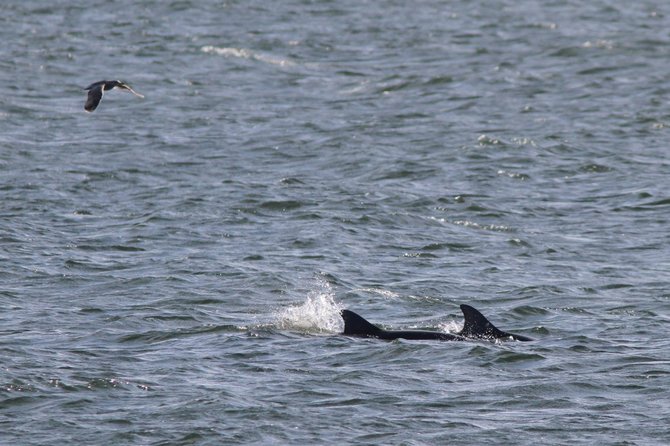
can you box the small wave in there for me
[581,39,614,50]
[477,134,504,146]
[118,325,244,344]
[200,45,295,67]
[447,219,516,233]
[497,169,530,180]
[259,200,303,211]
[354,288,401,300]
[578,163,614,173]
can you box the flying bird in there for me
[83,80,144,112]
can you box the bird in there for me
[83,80,144,112]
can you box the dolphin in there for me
[341,304,533,342]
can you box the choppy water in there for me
[1,0,670,444]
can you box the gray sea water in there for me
[1,0,669,444]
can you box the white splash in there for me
[275,282,343,333]
[438,320,463,334]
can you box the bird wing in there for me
[84,80,105,91]
[84,85,104,112]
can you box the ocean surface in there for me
[1,0,669,444]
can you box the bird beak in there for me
[119,84,144,98]
[127,87,145,98]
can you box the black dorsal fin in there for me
[459,304,509,339]
[341,309,383,337]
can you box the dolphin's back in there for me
[341,309,383,337]
[340,305,533,342]
[341,309,465,341]
[459,304,533,341]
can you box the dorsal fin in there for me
[341,309,383,337]
[459,304,509,339]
